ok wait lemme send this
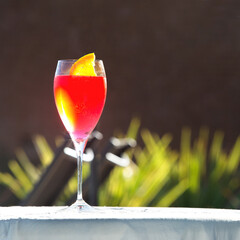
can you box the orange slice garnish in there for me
[69,53,96,76]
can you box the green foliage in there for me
[0,135,88,205]
[175,128,240,208]
[0,135,51,200]
[99,126,188,207]
[99,121,240,208]
[0,119,239,209]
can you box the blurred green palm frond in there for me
[99,127,188,207]
[99,120,240,208]
[0,118,240,209]
[0,134,88,205]
[0,135,54,200]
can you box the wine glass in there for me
[54,58,107,210]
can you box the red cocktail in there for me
[54,75,106,142]
[53,54,107,210]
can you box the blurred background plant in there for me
[0,135,89,206]
[0,118,240,208]
[100,119,240,208]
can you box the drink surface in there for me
[54,75,107,142]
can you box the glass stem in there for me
[73,140,87,203]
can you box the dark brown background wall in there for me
[0,0,240,153]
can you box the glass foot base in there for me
[55,200,94,216]
[70,199,94,211]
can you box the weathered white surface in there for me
[0,207,240,240]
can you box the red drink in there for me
[54,75,107,142]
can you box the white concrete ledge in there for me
[0,207,240,240]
